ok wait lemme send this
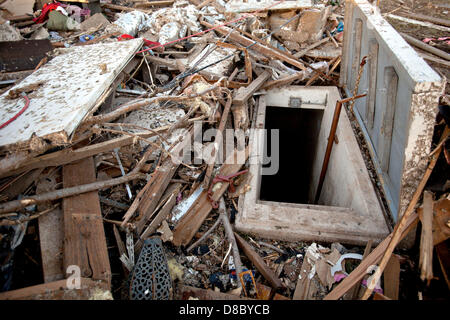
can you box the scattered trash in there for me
[0,0,447,303]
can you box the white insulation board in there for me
[0,38,143,148]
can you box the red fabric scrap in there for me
[33,2,62,24]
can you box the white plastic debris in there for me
[158,22,187,46]
[112,11,151,37]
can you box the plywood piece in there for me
[0,39,143,149]
[62,157,111,286]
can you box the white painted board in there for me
[0,38,143,148]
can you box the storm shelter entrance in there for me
[259,106,323,204]
[235,86,389,245]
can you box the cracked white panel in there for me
[0,38,143,148]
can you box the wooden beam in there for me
[233,70,270,105]
[384,254,401,299]
[0,128,167,179]
[201,21,307,71]
[401,33,450,61]
[324,211,419,300]
[172,147,249,246]
[419,191,434,282]
[62,157,111,286]
[0,172,145,214]
[234,232,283,289]
[401,12,450,27]
[0,278,109,300]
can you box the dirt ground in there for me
[379,0,450,94]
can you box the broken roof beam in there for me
[225,0,313,13]
[201,21,307,71]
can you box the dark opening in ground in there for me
[259,106,323,204]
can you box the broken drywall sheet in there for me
[0,38,143,149]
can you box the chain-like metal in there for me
[349,56,368,112]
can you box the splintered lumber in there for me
[233,70,270,105]
[0,128,168,179]
[360,128,448,300]
[401,12,450,27]
[135,184,181,251]
[204,97,232,186]
[0,39,143,151]
[0,278,110,300]
[101,3,151,13]
[37,172,64,283]
[220,198,243,283]
[172,147,249,246]
[234,232,283,289]
[384,254,400,299]
[293,251,314,300]
[201,21,307,71]
[401,33,450,61]
[62,157,111,285]
[351,240,372,299]
[0,172,144,214]
[293,37,330,59]
[419,191,434,282]
[324,211,419,300]
[179,285,252,300]
[127,131,192,234]
[231,71,270,130]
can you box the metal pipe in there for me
[314,93,367,204]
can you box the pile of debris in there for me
[0,0,448,301]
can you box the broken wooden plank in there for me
[384,254,400,299]
[172,147,249,246]
[419,191,434,282]
[401,12,450,27]
[62,157,111,286]
[136,184,181,251]
[201,21,307,71]
[0,128,167,179]
[179,285,251,300]
[233,70,270,105]
[131,131,191,235]
[324,211,419,300]
[0,278,110,300]
[401,33,450,61]
[0,171,145,214]
[225,0,312,13]
[231,71,270,130]
[360,132,446,300]
[234,232,283,290]
[36,171,64,283]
